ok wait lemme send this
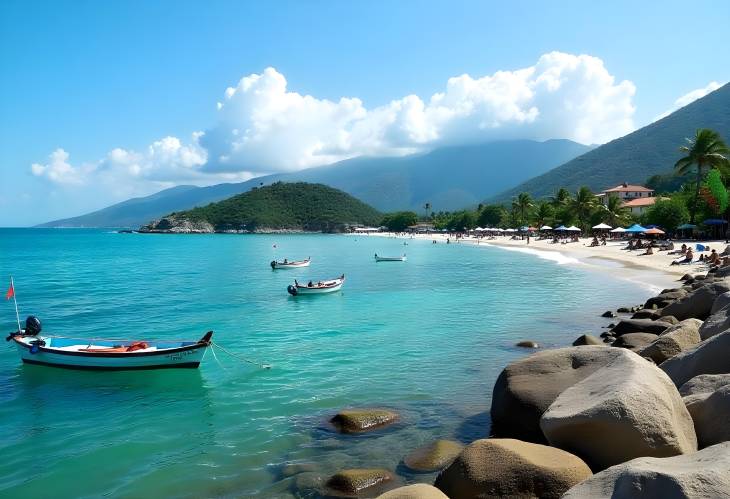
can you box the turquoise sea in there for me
[0,229,657,498]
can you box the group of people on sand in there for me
[669,243,725,266]
[589,236,607,247]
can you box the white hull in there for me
[288,276,345,295]
[12,333,211,370]
[375,256,406,262]
[271,259,311,269]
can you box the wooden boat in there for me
[271,257,311,269]
[287,275,345,295]
[6,317,213,370]
[374,253,407,262]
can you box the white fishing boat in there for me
[374,253,407,262]
[271,257,311,269]
[287,275,345,295]
[6,316,213,370]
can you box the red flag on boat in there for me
[6,281,14,300]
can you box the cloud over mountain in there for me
[32,51,638,188]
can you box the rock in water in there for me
[516,340,539,348]
[684,384,730,448]
[403,439,464,472]
[434,438,591,499]
[660,330,730,387]
[330,409,399,433]
[490,346,628,442]
[540,351,697,470]
[601,311,616,318]
[325,469,396,496]
[638,319,702,364]
[572,334,604,346]
[562,442,730,498]
[376,484,448,499]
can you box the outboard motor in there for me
[25,316,42,336]
[287,284,298,296]
[270,260,277,269]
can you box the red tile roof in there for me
[603,183,654,193]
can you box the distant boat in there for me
[287,275,345,295]
[271,258,311,269]
[6,316,213,370]
[374,253,407,262]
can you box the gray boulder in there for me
[661,281,730,320]
[611,319,671,336]
[638,319,702,364]
[631,309,662,320]
[611,332,658,351]
[679,373,730,397]
[645,289,687,309]
[434,438,592,499]
[711,290,730,314]
[698,304,730,340]
[540,351,697,470]
[490,346,627,442]
[661,331,730,387]
[572,334,604,346]
[562,442,730,498]
[684,385,730,448]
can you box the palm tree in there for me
[551,187,572,208]
[512,192,533,226]
[602,193,629,226]
[674,129,730,224]
[534,201,554,228]
[570,186,597,229]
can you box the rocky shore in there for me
[288,265,730,498]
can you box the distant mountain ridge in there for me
[37,139,591,227]
[490,82,730,202]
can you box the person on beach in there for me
[707,249,720,265]
[640,246,654,256]
[671,248,694,265]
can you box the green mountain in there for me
[38,139,590,227]
[141,182,382,232]
[491,82,730,202]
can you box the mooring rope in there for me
[211,341,271,369]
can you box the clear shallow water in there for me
[0,229,656,498]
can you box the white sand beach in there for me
[365,232,730,294]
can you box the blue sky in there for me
[1,0,729,226]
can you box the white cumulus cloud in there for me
[654,81,725,121]
[32,52,638,189]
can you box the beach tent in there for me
[540,225,553,230]
[566,226,581,232]
[592,223,612,230]
[644,227,665,235]
[625,224,647,233]
[703,219,728,225]
[610,227,626,233]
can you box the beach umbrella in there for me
[625,224,647,233]
[644,227,665,235]
[592,223,613,230]
[677,223,697,230]
[474,227,484,231]
[610,227,626,233]
[505,228,517,232]
[540,225,552,230]
[554,225,567,231]
[703,219,728,225]
[566,226,581,232]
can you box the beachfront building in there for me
[596,183,657,215]
[407,222,435,233]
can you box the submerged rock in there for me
[661,330,730,387]
[516,340,539,348]
[562,442,730,498]
[330,409,399,433]
[540,350,697,470]
[325,469,396,497]
[490,346,627,442]
[434,438,591,499]
[601,310,616,318]
[376,484,448,499]
[403,439,463,473]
